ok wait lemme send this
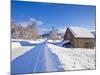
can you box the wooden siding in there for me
[64,28,95,48]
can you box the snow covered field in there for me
[11,39,96,74]
[48,43,95,70]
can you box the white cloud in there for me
[29,18,36,22]
[18,22,29,27]
[18,17,43,27]
[29,18,43,26]
[36,20,43,26]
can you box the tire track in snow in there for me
[33,44,44,72]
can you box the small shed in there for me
[64,27,95,48]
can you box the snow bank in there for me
[11,42,34,61]
[47,43,95,70]
[12,38,46,44]
[28,39,46,44]
[47,40,62,43]
[11,39,47,61]
[12,42,21,49]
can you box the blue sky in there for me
[11,1,96,30]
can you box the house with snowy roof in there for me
[64,27,95,48]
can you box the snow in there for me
[12,38,46,44]
[47,39,65,43]
[47,40,70,47]
[69,27,94,38]
[11,39,96,74]
[47,43,95,70]
[11,39,47,61]
[12,42,21,49]
[12,42,34,60]
[11,40,63,74]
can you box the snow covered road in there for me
[11,40,64,74]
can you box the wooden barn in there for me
[64,27,95,48]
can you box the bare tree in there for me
[23,21,39,40]
[11,19,40,40]
[49,27,61,40]
[11,20,19,38]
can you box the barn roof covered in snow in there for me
[68,27,94,38]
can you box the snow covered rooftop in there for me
[68,27,94,38]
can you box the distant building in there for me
[64,27,95,48]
